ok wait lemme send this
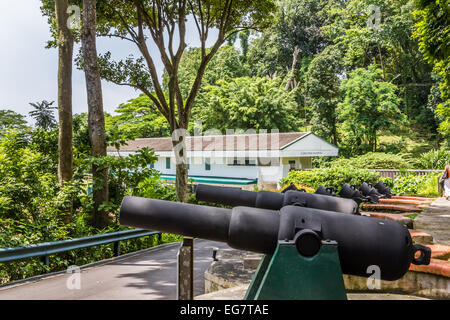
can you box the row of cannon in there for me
[120,182,430,282]
[289,180,394,205]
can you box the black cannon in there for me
[315,186,337,197]
[374,181,394,198]
[288,183,369,206]
[120,196,430,282]
[359,182,384,203]
[195,184,359,215]
[338,183,369,205]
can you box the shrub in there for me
[328,152,410,169]
[392,173,440,196]
[0,132,179,284]
[414,148,450,169]
[280,166,380,191]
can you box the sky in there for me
[0,0,219,125]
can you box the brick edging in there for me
[409,259,450,278]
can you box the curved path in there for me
[414,197,450,245]
[0,240,230,300]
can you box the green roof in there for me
[160,175,257,185]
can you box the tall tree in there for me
[96,0,276,202]
[81,0,109,228]
[413,0,450,137]
[247,0,331,77]
[337,65,406,153]
[195,76,300,132]
[305,46,343,145]
[55,0,74,188]
[323,0,437,136]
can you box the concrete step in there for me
[427,244,450,260]
[409,230,434,245]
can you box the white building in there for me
[107,132,339,189]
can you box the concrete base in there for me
[196,285,429,300]
[204,249,256,294]
[343,273,449,299]
[205,249,449,300]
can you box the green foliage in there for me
[337,65,406,153]
[380,176,394,189]
[106,95,170,139]
[247,0,331,77]
[329,153,411,170]
[392,173,440,196]
[414,148,450,169]
[173,45,251,99]
[280,166,380,191]
[0,110,28,132]
[305,45,343,144]
[0,130,58,221]
[323,0,438,138]
[0,125,179,284]
[195,76,301,132]
[72,113,91,161]
[413,0,450,136]
[88,147,164,219]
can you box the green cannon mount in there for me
[244,240,348,300]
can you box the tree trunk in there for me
[172,128,189,203]
[81,0,110,228]
[176,162,189,203]
[377,42,386,81]
[55,0,74,223]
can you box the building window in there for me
[187,159,190,170]
[245,159,256,166]
[205,158,211,171]
[166,157,171,169]
[289,160,296,171]
[228,158,256,166]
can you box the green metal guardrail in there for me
[0,229,162,266]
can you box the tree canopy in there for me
[338,65,406,153]
[413,0,450,136]
[194,76,300,132]
[0,110,28,131]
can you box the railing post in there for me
[157,232,162,243]
[177,237,194,300]
[41,255,49,271]
[113,241,120,257]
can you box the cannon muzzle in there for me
[195,184,359,215]
[120,196,430,281]
[374,181,395,198]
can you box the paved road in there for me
[0,240,230,300]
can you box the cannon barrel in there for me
[120,196,430,281]
[195,184,359,215]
